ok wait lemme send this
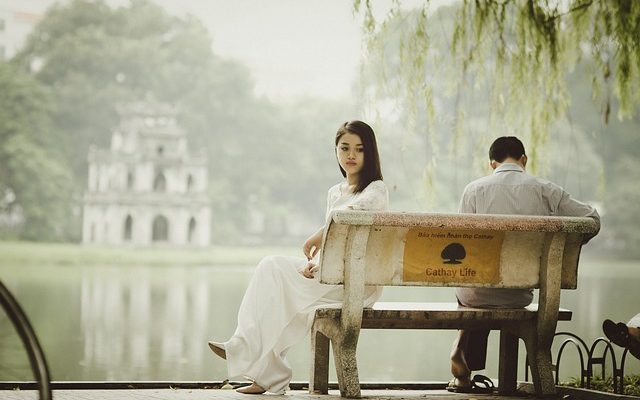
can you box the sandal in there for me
[471,374,495,394]
[446,375,494,394]
[446,377,473,393]
[236,382,266,394]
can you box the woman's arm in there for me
[302,226,324,260]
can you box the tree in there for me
[12,0,258,182]
[355,0,640,147]
[9,1,271,241]
[355,4,605,210]
[9,0,351,243]
[0,62,75,240]
[354,1,640,258]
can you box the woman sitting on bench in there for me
[207,120,389,394]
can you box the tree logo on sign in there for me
[441,243,466,264]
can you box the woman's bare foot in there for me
[207,341,226,360]
[236,382,266,394]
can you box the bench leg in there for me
[309,328,330,394]
[498,330,518,395]
[522,335,556,397]
[331,336,361,398]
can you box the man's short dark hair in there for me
[489,136,526,162]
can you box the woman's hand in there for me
[302,226,324,260]
[301,262,318,279]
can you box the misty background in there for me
[1,0,639,385]
[1,0,633,257]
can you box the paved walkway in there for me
[0,388,550,400]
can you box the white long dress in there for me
[218,180,389,394]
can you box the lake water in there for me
[0,257,638,383]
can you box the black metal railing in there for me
[525,331,637,395]
[0,280,52,400]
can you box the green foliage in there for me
[7,0,349,243]
[0,62,74,241]
[564,374,640,396]
[356,4,602,211]
[355,0,640,257]
[356,0,640,136]
[13,0,253,181]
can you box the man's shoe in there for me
[603,319,629,348]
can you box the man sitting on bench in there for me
[448,136,601,393]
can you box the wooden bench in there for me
[309,210,598,398]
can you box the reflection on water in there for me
[1,258,638,382]
[80,268,152,378]
[65,266,250,380]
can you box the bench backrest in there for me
[319,211,598,290]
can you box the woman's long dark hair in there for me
[335,120,383,193]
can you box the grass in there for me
[563,374,640,396]
[0,240,300,267]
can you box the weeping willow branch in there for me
[356,0,640,151]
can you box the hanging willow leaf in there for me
[357,0,640,152]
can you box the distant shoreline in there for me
[0,241,300,268]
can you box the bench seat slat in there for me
[314,302,572,330]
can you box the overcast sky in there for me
[149,0,365,101]
[149,0,449,102]
[4,0,451,102]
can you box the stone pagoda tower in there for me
[82,101,210,247]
